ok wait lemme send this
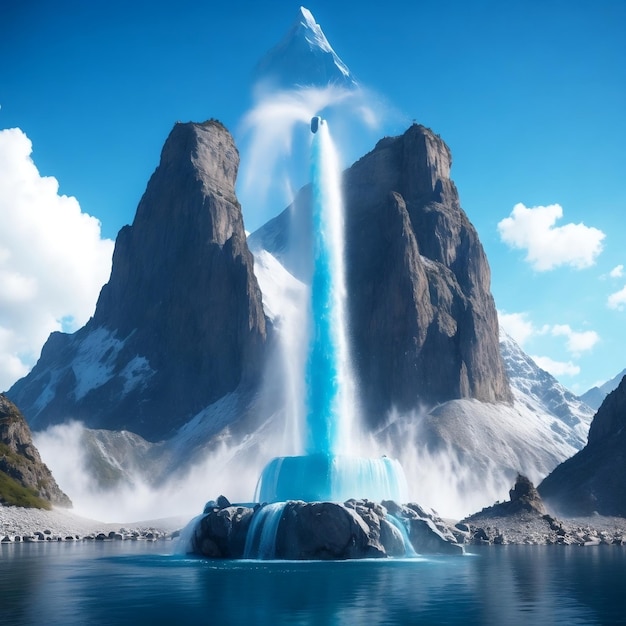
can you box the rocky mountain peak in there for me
[587,374,626,444]
[252,123,512,423]
[8,120,268,441]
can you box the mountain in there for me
[8,120,268,441]
[251,123,512,426]
[254,6,357,90]
[0,393,71,509]
[539,374,626,516]
[499,330,594,449]
[580,368,626,410]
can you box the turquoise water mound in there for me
[255,454,408,503]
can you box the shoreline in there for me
[461,512,626,546]
[0,504,188,542]
[2,504,625,547]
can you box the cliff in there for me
[8,121,268,441]
[252,124,512,424]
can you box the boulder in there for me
[276,501,386,560]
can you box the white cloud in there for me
[609,264,624,278]
[498,310,550,346]
[531,355,580,378]
[497,203,605,271]
[0,127,114,391]
[498,311,535,345]
[607,285,626,311]
[551,324,600,355]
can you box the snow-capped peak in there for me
[254,6,357,89]
[297,6,333,54]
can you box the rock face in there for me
[8,121,268,441]
[184,496,463,559]
[0,394,71,508]
[538,375,626,516]
[252,124,512,424]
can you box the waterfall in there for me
[387,515,418,557]
[243,502,287,559]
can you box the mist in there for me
[33,421,266,523]
[236,84,393,233]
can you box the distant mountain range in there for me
[579,368,626,410]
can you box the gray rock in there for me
[467,474,547,518]
[409,518,465,555]
[191,505,254,558]
[275,501,385,560]
[217,495,231,509]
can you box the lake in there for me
[1,542,624,625]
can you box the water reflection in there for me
[1,543,624,625]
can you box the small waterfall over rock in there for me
[243,502,287,559]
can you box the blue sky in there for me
[1,0,624,393]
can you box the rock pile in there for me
[460,514,626,546]
[184,496,464,559]
[461,474,626,545]
[0,527,174,543]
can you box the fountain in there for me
[254,116,408,504]
[178,117,464,560]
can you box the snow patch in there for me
[120,355,154,395]
[71,327,125,400]
[252,249,307,323]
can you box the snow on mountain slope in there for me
[499,330,594,448]
[375,398,583,518]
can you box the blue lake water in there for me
[1,542,625,625]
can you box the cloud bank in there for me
[0,128,114,391]
[497,203,605,271]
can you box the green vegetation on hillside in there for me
[0,471,51,509]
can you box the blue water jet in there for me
[256,117,407,504]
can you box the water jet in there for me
[255,117,408,505]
